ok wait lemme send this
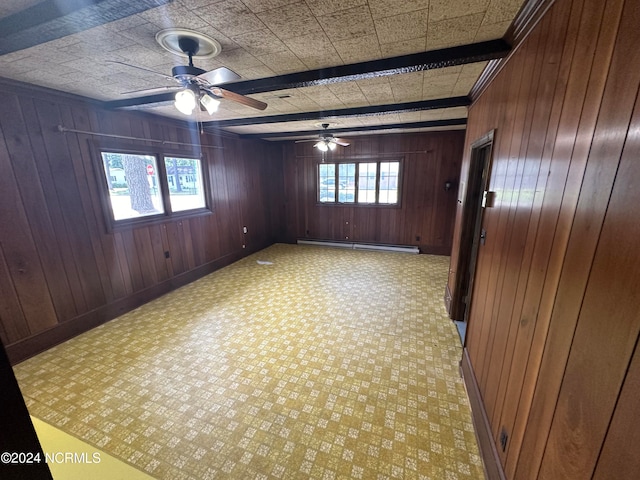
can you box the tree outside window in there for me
[99,151,208,225]
[101,152,163,220]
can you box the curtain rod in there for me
[56,125,223,149]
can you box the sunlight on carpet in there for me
[15,244,484,479]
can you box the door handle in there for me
[482,191,497,208]
[480,229,487,245]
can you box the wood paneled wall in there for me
[449,0,640,478]
[0,80,284,363]
[281,131,464,255]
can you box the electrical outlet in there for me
[499,427,508,452]
[243,226,248,234]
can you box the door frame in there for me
[450,130,495,329]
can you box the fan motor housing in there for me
[172,65,206,78]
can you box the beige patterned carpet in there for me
[15,244,484,479]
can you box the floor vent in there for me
[297,239,419,254]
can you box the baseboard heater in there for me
[297,239,419,254]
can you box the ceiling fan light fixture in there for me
[175,88,197,115]
[328,141,337,151]
[200,93,220,115]
[315,141,329,152]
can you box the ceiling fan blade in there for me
[120,85,182,96]
[294,138,319,143]
[106,60,176,82]
[209,87,267,111]
[197,67,241,86]
[332,138,350,147]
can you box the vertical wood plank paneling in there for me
[537,79,640,480]
[133,228,158,288]
[160,224,175,279]
[36,99,105,312]
[515,0,638,476]
[485,0,584,439]
[466,67,514,374]
[190,216,205,267]
[282,144,302,243]
[502,0,623,475]
[120,229,144,292]
[181,219,197,271]
[0,133,58,334]
[265,144,286,244]
[165,221,186,276]
[15,97,87,317]
[449,0,640,478]
[113,232,134,296]
[475,39,529,396]
[593,337,640,479]
[480,26,540,433]
[0,93,77,322]
[148,225,169,283]
[1,78,282,361]
[0,247,30,343]
[486,17,556,450]
[59,105,115,303]
[282,131,464,254]
[79,106,129,300]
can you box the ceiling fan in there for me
[295,124,350,151]
[109,30,267,116]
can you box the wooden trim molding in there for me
[6,249,250,364]
[504,0,557,46]
[470,0,556,102]
[461,348,506,480]
[445,283,453,316]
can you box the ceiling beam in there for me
[104,92,176,110]
[201,97,470,129]
[224,39,511,95]
[103,40,509,110]
[0,0,172,55]
[238,118,468,140]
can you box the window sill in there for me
[108,208,213,232]
[315,202,401,209]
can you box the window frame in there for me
[316,159,403,207]
[93,141,212,232]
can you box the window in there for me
[379,161,400,204]
[358,162,377,203]
[99,149,208,226]
[164,157,206,212]
[101,152,165,221]
[318,160,401,205]
[318,163,335,202]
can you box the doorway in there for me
[451,131,494,343]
